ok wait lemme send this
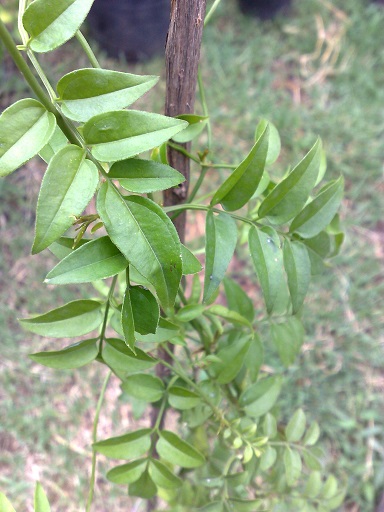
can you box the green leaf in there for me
[0,494,16,512]
[249,226,283,314]
[173,114,208,143]
[289,177,344,238]
[223,277,255,322]
[94,428,152,459]
[259,445,277,471]
[175,304,205,323]
[303,421,320,446]
[34,482,50,512]
[286,408,307,442]
[135,317,179,343]
[197,503,224,512]
[321,474,338,500]
[84,110,187,162]
[32,145,98,254]
[130,286,159,335]
[122,286,135,352]
[271,316,304,367]
[0,98,56,177]
[244,334,264,382]
[284,447,302,487]
[156,430,205,468]
[211,125,269,211]
[302,449,322,471]
[210,335,252,384]
[283,240,311,313]
[102,338,156,375]
[97,182,182,310]
[168,386,201,410]
[48,237,90,259]
[109,158,185,193]
[227,498,263,512]
[121,374,164,403]
[30,338,98,369]
[19,300,102,337]
[129,470,157,499]
[263,413,277,438]
[23,0,95,52]
[255,118,281,166]
[45,236,128,284]
[304,471,322,499]
[181,244,202,275]
[57,69,158,122]
[207,305,252,328]
[258,138,322,224]
[107,459,147,484]
[203,211,237,303]
[239,376,282,417]
[39,125,67,163]
[149,459,182,489]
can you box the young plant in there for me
[0,0,346,510]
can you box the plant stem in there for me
[76,31,101,68]
[99,275,118,344]
[164,203,256,226]
[204,0,224,25]
[85,369,112,512]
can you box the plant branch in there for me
[76,30,101,68]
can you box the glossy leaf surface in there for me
[97,183,182,310]
[289,176,344,238]
[94,428,152,459]
[109,158,184,193]
[203,211,237,303]
[84,110,187,162]
[283,240,311,313]
[102,338,156,374]
[19,300,102,337]
[33,145,98,254]
[211,125,269,211]
[156,430,205,468]
[258,139,322,224]
[30,338,98,369]
[57,69,158,121]
[45,236,128,284]
[130,286,159,335]
[255,118,281,165]
[0,98,56,176]
[23,0,95,52]
[249,226,283,314]
[121,374,164,403]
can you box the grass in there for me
[1,0,384,510]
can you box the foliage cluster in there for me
[0,1,349,511]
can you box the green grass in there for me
[1,0,384,510]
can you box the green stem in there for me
[76,31,101,68]
[168,141,201,164]
[204,0,224,25]
[85,369,112,512]
[99,275,118,344]
[164,203,256,226]
[197,68,212,148]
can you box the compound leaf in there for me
[84,110,187,162]
[203,211,237,303]
[57,69,158,122]
[45,236,128,284]
[211,125,269,211]
[258,138,322,224]
[109,158,184,193]
[29,338,98,369]
[156,430,205,468]
[33,145,98,254]
[94,428,152,459]
[223,277,255,323]
[19,299,102,337]
[0,98,56,176]
[23,0,95,52]
[97,182,182,311]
